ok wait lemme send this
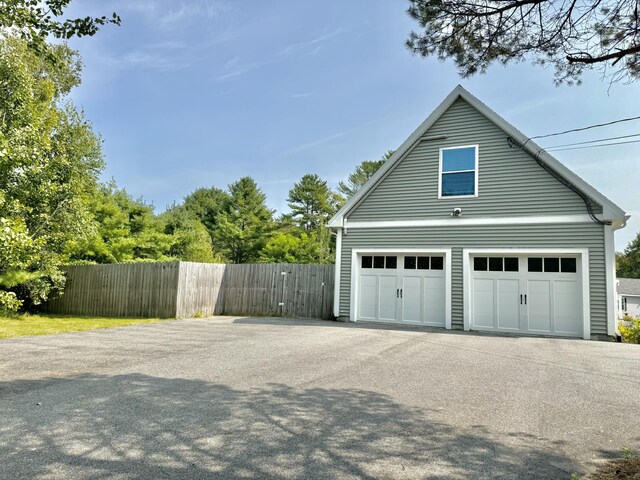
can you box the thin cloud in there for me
[281,131,349,157]
[119,51,182,70]
[101,41,192,71]
[214,28,346,81]
[307,28,344,46]
[158,2,229,27]
[277,28,344,57]
[280,114,394,158]
[215,59,277,81]
[118,0,230,28]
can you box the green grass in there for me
[0,313,172,339]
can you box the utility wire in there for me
[505,116,640,227]
[528,115,640,141]
[542,132,640,149]
[547,138,640,152]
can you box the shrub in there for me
[0,291,22,313]
[619,315,640,344]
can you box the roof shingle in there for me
[618,278,640,296]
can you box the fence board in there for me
[44,262,335,320]
[43,262,180,318]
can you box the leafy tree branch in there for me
[406,0,640,84]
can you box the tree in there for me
[0,210,41,312]
[287,174,340,231]
[260,232,325,264]
[0,36,103,310]
[160,207,218,263]
[181,187,231,236]
[338,151,394,199]
[0,1,120,52]
[213,177,274,264]
[67,183,221,265]
[617,232,640,278]
[406,0,640,85]
[66,183,174,264]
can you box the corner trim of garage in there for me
[462,248,591,340]
[333,228,342,318]
[604,226,617,337]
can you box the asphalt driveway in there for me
[1,317,639,479]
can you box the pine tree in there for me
[287,174,339,231]
[214,177,274,263]
[337,151,394,199]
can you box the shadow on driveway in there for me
[1,374,575,479]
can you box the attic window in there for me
[439,146,478,198]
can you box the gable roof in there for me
[328,85,627,227]
[618,278,640,296]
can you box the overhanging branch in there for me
[567,44,640,64]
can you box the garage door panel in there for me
[359,275,378,320]
[497,279,520,330]
[424,276,446,326]
[402,275,422,323]
[553,280,581,335]
[378,275,398,321]
[527,280,552,332]
[473,278,495,328]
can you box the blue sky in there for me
[66,0,640,250]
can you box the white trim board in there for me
[438,144,479,199]
[349,248,452,329]
[345,214,595,229]
[604,225,617,336]
[462,248,591,340]
[332,228,342,318]
[328,85,626,228]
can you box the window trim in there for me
[438,145,479,199]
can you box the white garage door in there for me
[470,255,583,337]
[357,253,446,326]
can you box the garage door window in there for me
[561,258,577,273]
[404,256,443,270]
[528,257,577,273]
[473,257,519,272]
[431,256,444,270]
[362,255,397,269]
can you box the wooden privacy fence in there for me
[43,262,335,320]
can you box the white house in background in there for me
[618,278,640,318]
[328,85,629,340]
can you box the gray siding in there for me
[348,97,602,221]
[339,223,608,336]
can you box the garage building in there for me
[328,86,628,340]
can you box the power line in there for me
[543,132,640,149]
[525,114,640,143]
[547,138,640,152]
